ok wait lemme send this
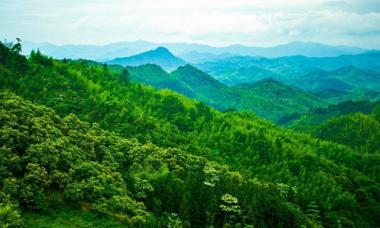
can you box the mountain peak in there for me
[107,47,186,71]
[154,46,170,53]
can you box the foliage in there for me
[0,41,379,227]
[314,113,380,153]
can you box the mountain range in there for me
[19,41,380,122]
[22,40,369,62]
[197,51,380,103]
[114,63,327,122]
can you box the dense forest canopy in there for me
[0,41,379,227]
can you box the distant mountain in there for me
[197,51,380,85]
[233,79,328,122]
[22,40,370,61]
[197,52,380,103]
[253,41,366,58]
[178,51,233,64]
[293,66,380,103]
[107,47,187,71]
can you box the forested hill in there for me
[115,63,326,122]
[1,41,379,227]
[233,79,327,122]
[284,100,380,131]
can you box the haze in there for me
[1,0,380,48]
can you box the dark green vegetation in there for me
[1,41,380,227]
[283,99,380,154]
[284,100,380,131]
[314,113,380,154]
[233,79,327,122]
[107,47,187,71]
[115,63,326,122]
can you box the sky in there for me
[1,0,380,48]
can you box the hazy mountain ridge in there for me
[22,40,370,62]
[107,47,187,71]
[197,51,380,103]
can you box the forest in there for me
[0,40,380,227]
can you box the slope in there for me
[314,113,380,154]
[294,66,380,102]
[284,100,380,132]
[1,92,310,227]
[115,64,326,121]
[170,65,240,110]
[1,42,380,227]
[233,79,328,122]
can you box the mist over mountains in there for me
[22,40,369,62]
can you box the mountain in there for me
[197,51,380,85]
[125,64,237,110]
[197,52,380,103]
[204,64,277,86]
[22,40,370,61]
[105,51,331,122]
[126,64,197,98]
[257,41,367,57]
[178,51,233,64]
[170,65,239,109]
[293,66,380,102]
[107,47,187,71]
[1,42,380,227]
[295,66,380,93]
[114,64,326,121]
[22,40,159,61]
[234,79,328,122]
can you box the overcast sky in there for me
[1,0,380,48]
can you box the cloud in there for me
[1,0,380,48]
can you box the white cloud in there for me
[0,0,380,48]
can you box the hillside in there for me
[284,100,380,131]
[1,42,380,227]
[107,47,187,71]
[314,113,380,154]
[1,92,309,227]
[126,64,197,98]
[234,79,328,122]
[205,65,276,86]
[294,66,380,102]
[170,65,239,110]
[113,64,326,122]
